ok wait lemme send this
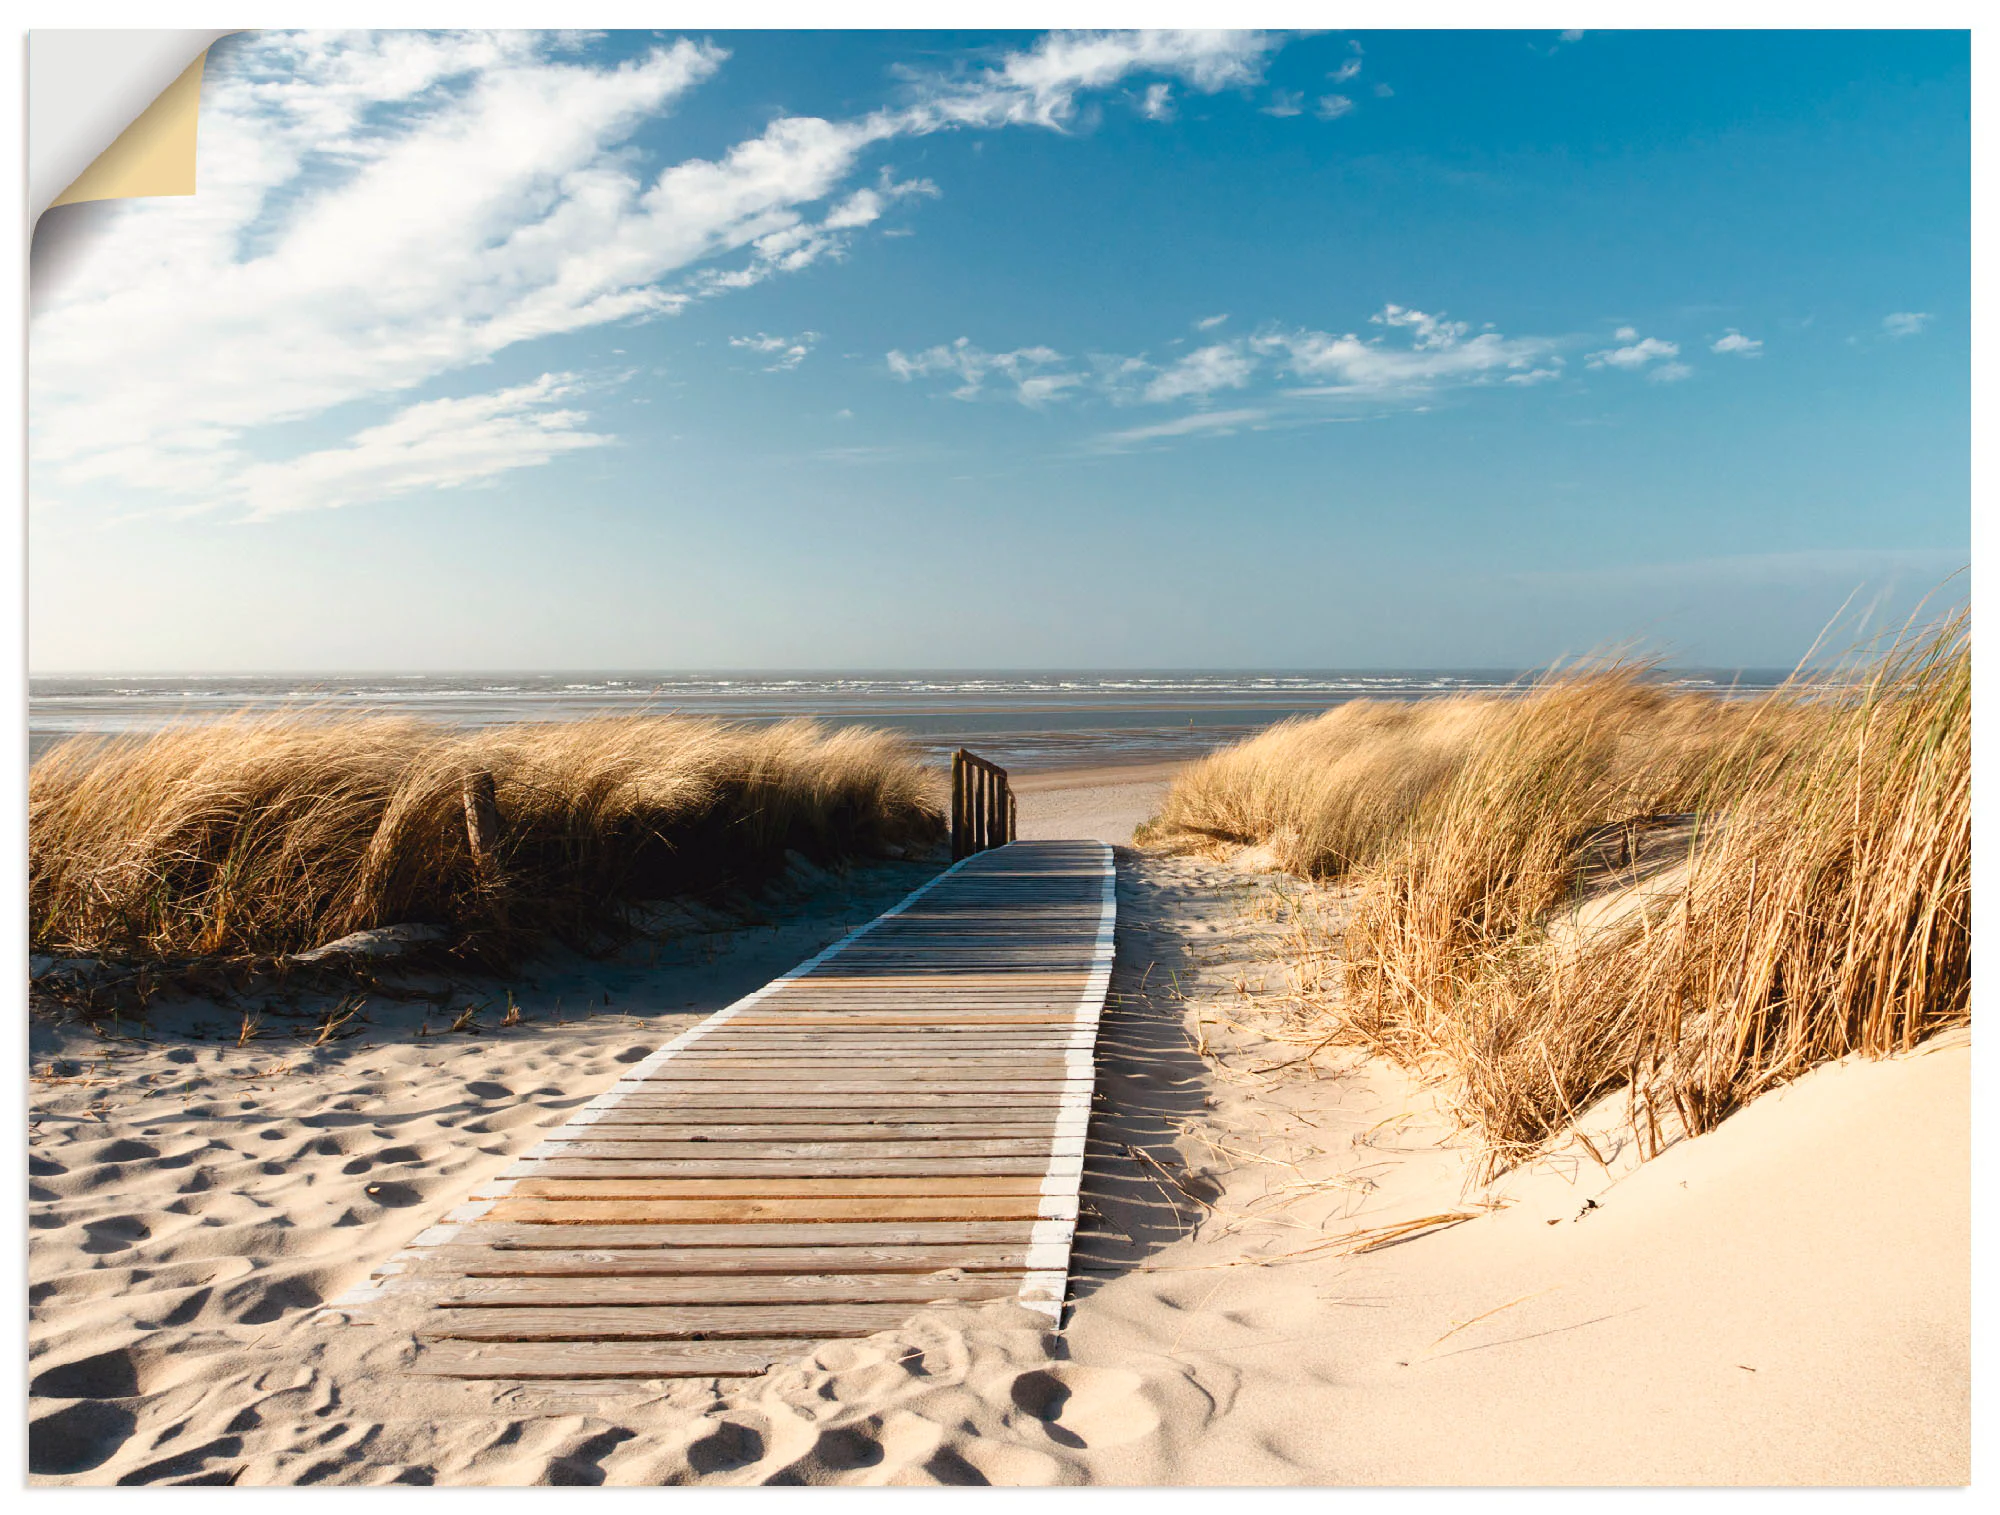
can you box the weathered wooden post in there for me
[462,771,500,867]
[951,749,967,861]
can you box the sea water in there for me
[27,669,1791,771]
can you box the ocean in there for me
[26,669,1793,771]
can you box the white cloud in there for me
[1711,328,1762,357]
[1614,326,1639,340]
[886,338,1078,405]
[1262,304,1558,394]
[33,28,1288,517]
[1143,343,1256,403]
[1137,82,1174,121]
[1195,313,1230,330]
[1586,334,1681,371]
[1883,311,1932,339]
[1560,30,1586,44]
[915,29,1279,131]
[1330,58,1362,83]
[1316,94,1356,121]
[731,330,822,370]
[1648,361,1694,383]
[1094,407,1268,449]
[233,374,611,519]
[892,303,1576,419]
[1262,89,1304,118]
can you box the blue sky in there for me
[28,28,1968,671]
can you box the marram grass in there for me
[30,714,945,964]
[1147,613,1970,1168]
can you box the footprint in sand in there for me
[28,1400,137,1476]
[1007,1365,1160,1449]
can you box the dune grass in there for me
[29,714,945,965]
[1146,613,1971,1168]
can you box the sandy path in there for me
[1011,762,1179,847]
[28,774,1967,1485]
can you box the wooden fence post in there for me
[950,749,1014,859]
[951,750,966,861]
[462,771,500,867]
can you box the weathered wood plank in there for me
[496,1175,1048,1199]
[423,1303,929,1341]
[485,1195,1050,1224]
[510,1157,1058,1180]
[576,1115,1063,1133]
[441,1273,1022,1308]
[427,1244,1033,1276]
[533,1139,1057,1159]
[621,1079,1079,1093]
[417,1340,793,1379]
[601,1098,1075,1114]
[444,1221,1046,1249]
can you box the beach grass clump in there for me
[29,714,944,964]
[1141,664,1773,880]
[1149,614,1970,1168]
[1137,697,1491,876]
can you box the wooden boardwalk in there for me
[337,839,1115,1381]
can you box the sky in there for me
[27,27,1970,672]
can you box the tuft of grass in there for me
[30,713,944,965]
[1148,613,1970,1170]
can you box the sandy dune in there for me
[27,773,1967,1485]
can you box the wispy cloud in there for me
[1143,343,1256,402]
[1136,82,1175,121]
[33,28,1290,518]
[1267,304,1561,395]
[1261,89,1304,118]
[885,301,1622,455]
[233,374,612,520]
[1195,313,1230,330]
[731,331,821,371]
[1093,407,1269,450]
[1882,311,1932,339]
[1315,94,1356,121]
[886,338,1079,405]
[1711,328,1763,357]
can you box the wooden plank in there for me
[588,1092,1071,1110]
[446,1221,1045,1249]
[575,1116,1063,1134]
[644,1061,1074,1072]
[423,1303,927,1341]
[418,1340,792,1379]
[621,1079,1078,1093]
[485,1195,1048,1224]
[510,1158,1058,1180]
[429,1244,1033,1276]
[497,1175,1047,1199]
[441,1273,1022,1308]
[533,1139,1057,1159]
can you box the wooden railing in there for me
[951,748,1016,860]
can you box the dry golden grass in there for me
[1138,697,1490,876]
[30,714,944,964]
[1148,614,1971,1168]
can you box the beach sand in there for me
[1011,761,1180,847]
[28,771,1967,1485]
